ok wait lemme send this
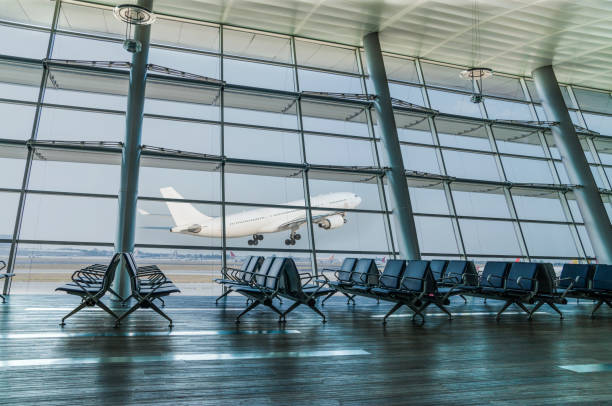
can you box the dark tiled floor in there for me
[1,294,612,405]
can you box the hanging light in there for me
[460,0,493,103]
[113,4,156,53]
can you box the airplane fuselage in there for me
[170,192,361,238]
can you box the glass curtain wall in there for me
[1,0,609,293]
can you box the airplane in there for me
[158,187,362,246]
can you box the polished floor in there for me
[1,294,612,405]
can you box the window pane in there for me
[0,25,49,59]
[38,108,124,142]
[521,223,578,258]
[144,82,220,121]
[577,226,594,258]
[428,89,482,118]
[223,28,290,63]
[452,189,511,218]
[306,135,375,166]
[225,59,293,91]
[436,118,490,151]
[483,75,525,100]
[314,212,389,252]
[0,103,36,140]
[225,126,301,163]
[21,194,117,242]
[415,216,458,254]
[295,39,358,73]
[301,100,368,137]
[401,145,441,174]
[1,0,55,26]
[484,99,532,121]
[142,118,220,155]
[443,150,499,181]
[512,194,565,221]
[0,192,19,235]
[502,157,554,184]
[573,87,612,115]
[388,83,424,105]
[421,63,471,92]
[29,160,119,195]
[459,219,521,256]
[0,156,26,189]
[152,19,219,52]
[225,173,304,206]
[409,187,448,215]
[299,69,361,93]
[583,113,612,136]
[224,91,297,129]
[0,60,42,101]
[52,35,125,60]
[149,47,219,79]
[138,166,220,201]
[381,54,418,83]
[310,178,381,211]
[394,112,433,144]
[493,126,545,157]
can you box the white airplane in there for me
[158,187,361,246]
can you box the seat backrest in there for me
[254,256,275,287]
[351,258,379,286]
[337,257,358,282]
[444,260,478,286]
[538,263,556,294]
[559,263,595,289]
[592,265,612,291]
[100,253,122,292]
[401,260,435,293]
[241,256,255,271]
[506,262,538,291]
[280,258,303,296]
[123,252,141,293]
[243,256,264,282]
[480,262,511,288]
[429,260,449,282]
[378,260,406,289]
[264,257,285,290]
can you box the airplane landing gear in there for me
[248,234,263,246]
[284,232,301,246]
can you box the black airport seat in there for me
[0,260,15,303]
[346,258,380,294]
[214,256,264,303]
[435,260,478,303]
[320,257,358,305]
[373,260,438,325]
[588,265,612,317]
[233,257,284,322]
[558,263,596,294]
[56,253,122,325]
[478,261,512,294]
[369,259,407,297]
[429,259,449,282]
[114,253,180,328]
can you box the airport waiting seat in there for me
[588,265,612,317]
[233,257,284,323]
[214,256,264,304]
[435,260,479,303]
[320,257,358,305]
[0,260,15,304]
[346,258,380,294]
[372,260,437,326]
[558,263,596,294]
[114,253,180,328]
[429,260,448,282]
[56,253,122,325]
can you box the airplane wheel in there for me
[290,239,296,246]
[256,234,264,241]
[285,239,292,246]
[247,240,254,246]
[294,233,301,240]
[253,239,258,246]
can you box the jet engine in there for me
[186,224,202,233]
[318,214,346,230]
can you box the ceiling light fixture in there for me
[113,4,156,53]
[461,0,492,104]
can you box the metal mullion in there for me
[0,98,39,108]
[219,25,227,279]
[41,102,125,116]
[558,191,588,261]
[4,0,61,295]
[0,19,52,33]
[25,189,118,199]
[292,36,318,278]
[302,129,373,142]
[17,239,113,247]
[416,58,467,259]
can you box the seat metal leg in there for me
[236,300,260,323]
[527,301,544,320]
[114,301,143,327]
[433,301,452,320]
[547,302,563,319]
[215,288,232,304]
[460,294,467,304]
[307,302,326,323]
[591,300,604,318]
[149,300,173,327]
[342,292,355,305]
[496,300,513,320]
[0,294,5,304]
[382,302,403,325]
[515,301,530,315]
[605,300,612,308]
[321,291,336,306]
[60,301,89,326]
[281,301,301,320]
[266,302,284,318]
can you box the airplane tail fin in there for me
[160,187,212,226]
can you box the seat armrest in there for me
[484,274,505,287]
[0,260,5,271]
[515,276,539,292]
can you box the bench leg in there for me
[515,301,530,315]
[215,288,232,304]
[281,301,301,321]
[60,301,89,326]
[114,301,143,327]
[527,301,544,320]
[547,302,563,319]
[382,303,403,325]
[433,301,452,320]
[496,300,513,320]
[307,302,326,323]
[321,290,336,306]
[342,292,356,305]
[460,294,468,304]
[148,300,173,327]
[0,294,5,304]
[266,302,283,319]
[236,300,260,323]
[591,300,604,318]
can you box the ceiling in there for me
[7,0,612,90]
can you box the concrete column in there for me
[532,65,612,264]
[112,0,153,299]
[363,32,420,260]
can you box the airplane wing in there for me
[277,211,345,231]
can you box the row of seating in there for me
[56,253,180,327]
